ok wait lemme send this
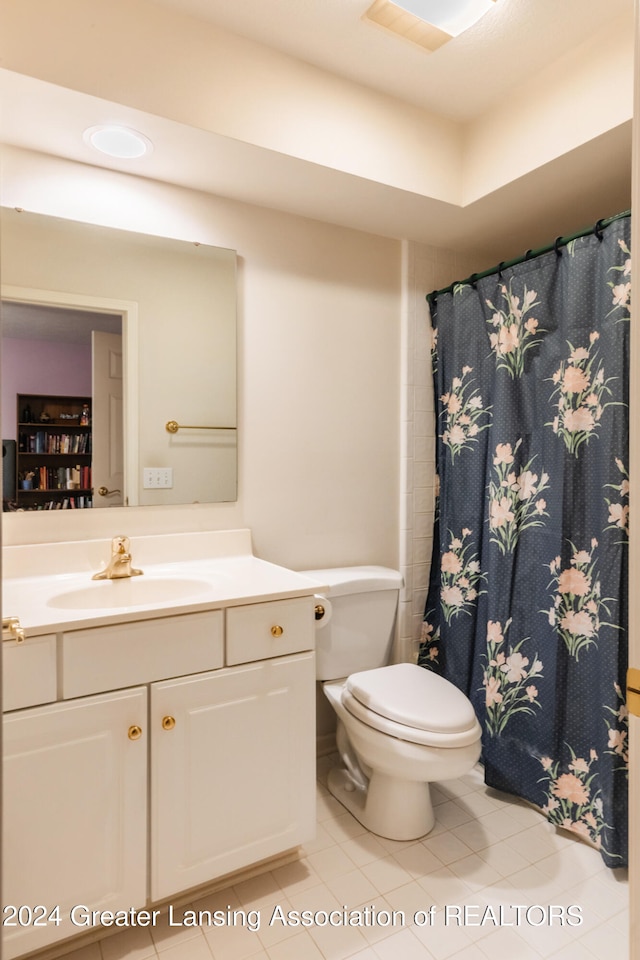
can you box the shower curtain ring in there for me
[497,261,505,279]
[470,273,478,289]
[594,219,605,241]
[554,237,563,258]
[524,249,533,260]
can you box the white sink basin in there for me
[47,577,213,610]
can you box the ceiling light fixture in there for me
[365,0,497,52]
[83,125,153,159]
[393,0,496,36]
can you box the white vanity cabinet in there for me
[2,687,147,959]
[151,650,315,900]
[2,579,317,959]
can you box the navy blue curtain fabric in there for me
[418,217,630,867]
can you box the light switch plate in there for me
[143,467,173,489]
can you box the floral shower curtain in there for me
[418,215,630,867]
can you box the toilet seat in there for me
[343,663,481,748]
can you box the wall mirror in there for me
[1,208,237,513]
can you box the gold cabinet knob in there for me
[314,604,325,621]
[270,625,284,637]
[128,725,143,741]
[162,716,176,730]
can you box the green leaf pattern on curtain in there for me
[543,541,617,661]
[440,529,486,623]
[537,750,609,852]
[440,367,492,460]
[486,281,545,377]
[418,216,630,867]
[607,237,631,322]
[547,334,617,455]
[481,619,543,737]
[488,440,550,554]
[604,458,629,543]
[604,683,629,778]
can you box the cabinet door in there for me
[2,688,147,959]
[151,652,315,901]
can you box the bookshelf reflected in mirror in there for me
[13,393,92,511]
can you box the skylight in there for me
[364,0,498,52]
[391,0,497,37]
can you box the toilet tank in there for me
[300,566,403,681]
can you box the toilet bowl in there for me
[303,566,482,841]
[323,664,481,840]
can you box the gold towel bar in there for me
[166,420,237,434]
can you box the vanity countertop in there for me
[3,529,326,636]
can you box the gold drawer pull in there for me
[315,604,326,621]
[162,716,176,731]
[128,725,143,741]
[270,625,284,638]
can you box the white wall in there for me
[463,13,634,203]
[1,149,401,573]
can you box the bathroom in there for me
[0,1,636,958]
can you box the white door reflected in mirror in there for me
[92,329,124,508]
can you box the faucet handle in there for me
[3,617,25,644]
[112,535,131,554]
[92,535,142,579]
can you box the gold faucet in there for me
[92,536,143,580]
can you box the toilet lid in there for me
[345,663,479,740]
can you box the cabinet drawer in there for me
[62,610,223,698]
[3,634,56,712]
[226,597,314,665]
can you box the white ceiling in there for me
[0,68,630,263]
[1,301,122,345]
[148,0,632,120]
[0,0,633,262]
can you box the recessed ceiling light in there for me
[365,0,497,51]
[83,125,153,159]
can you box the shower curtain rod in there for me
[426,209,631,306]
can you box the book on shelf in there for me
[18,431,92,454]
[31,465,92,492]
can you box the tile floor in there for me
[55,758,628,960]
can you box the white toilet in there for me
[304,566,482,841]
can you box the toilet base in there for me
[327,765,435,841]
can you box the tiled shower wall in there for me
[397,239,480,663]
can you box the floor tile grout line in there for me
[55,759,629,960]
